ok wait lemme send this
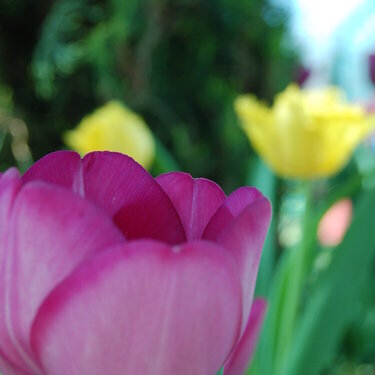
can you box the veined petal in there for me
[0,169,29,373]
[0,181,124,373]
[224,299,267,375]
[23,151,185,244]
[203,187,263,241]
[204,188,271,331]
[156,172,226,240]
[85,153,185,243]
[0,169,22,250]
[0,348,29,375]
[31,240,242,375]
[21,151,81,190]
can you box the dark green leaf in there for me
[247,156,278,296]
[151,136,181,175]
[282,187,375,375]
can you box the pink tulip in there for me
[369,53,375,85]
[294,64,311,87]
[0,151,271,375]
[318,198,353,247]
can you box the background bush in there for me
[0,0,295,191]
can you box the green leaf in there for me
[282,187,375,375]
[215,368,224,375]
[247,157,278,296]
[0,128,5,151]
[151,136,181,175]
[246,157,277,375]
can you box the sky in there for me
[280,0,367,88]
[292,0,365,50]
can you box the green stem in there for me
[273,181,314,373]
[257,173,363,375]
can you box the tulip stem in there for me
[272,181,315,374]
[258,173,363,375]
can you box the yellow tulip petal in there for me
[64,101,155,169]
[235,84,375,179]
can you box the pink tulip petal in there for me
[156,172,226,240]
[318,198,353,247]
[0,169,21,251]
[22,151,81,190]
[203,187,264,241]
[204,189,271,331]
[0,349,28,375]
[32,240,242,375]
[83,153,185,243]
[0,169,30,373]
[224,299,267,375]
[0,181,124,373]
[23,151,185,243]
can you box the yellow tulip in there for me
[65,101,155,169]
[235,84,375,179]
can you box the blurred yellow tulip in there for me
[65,101,155,169]
[235,84,375,179]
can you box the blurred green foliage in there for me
[250,158,375,375]
[0,0,295,191]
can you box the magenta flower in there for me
[0,151,271,375]
[294,65,311,87]
[369,53,375,85]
